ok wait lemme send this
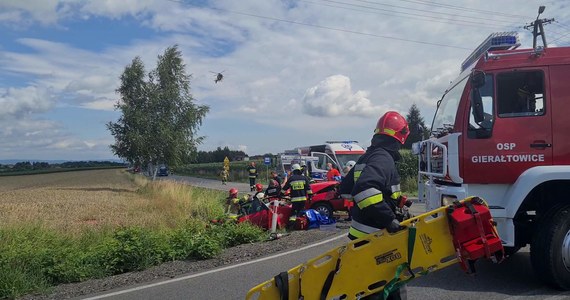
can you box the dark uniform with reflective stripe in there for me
[283,171,313,216]
[248,165,258,191]
[340,135,403,240]
[339,135,407,300]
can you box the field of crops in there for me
[0,169,265,298]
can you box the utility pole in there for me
[524,6,554,49]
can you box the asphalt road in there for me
[85,175,570,300]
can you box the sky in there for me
[1,0,570,161]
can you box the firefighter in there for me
[300,160,311,180]
[220,168,229,185]
[247,161,258,191]
[265,179,282,199]
[226,188,241,214]
[282,163,313,220]
[343,160,356,175]
[248,183,265,213]
[339,111,410,300]
[270,170,283,187]
[342,160,356,221]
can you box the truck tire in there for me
[312,202,334,219]
[504,246,521,257]
[530,204,570,290]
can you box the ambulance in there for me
[414,27,570,289]
[278,141,365,181]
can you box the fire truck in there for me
[278,141,365,181]
[414,23,570,289]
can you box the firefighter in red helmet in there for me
[339,111,410,300]
[226,188,240,214]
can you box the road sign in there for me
[264,157,271,165]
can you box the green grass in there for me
[0,178,266,299]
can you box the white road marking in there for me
[82,233,348,300]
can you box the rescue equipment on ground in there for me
[246,196,504,300]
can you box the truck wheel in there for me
[530,204,570,290]
[504,246,521,257]
[312,202,333,219]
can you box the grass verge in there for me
[0,171,266,299]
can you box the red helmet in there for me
[255,183,263,192]
[374,111,410,144]
[229,188,238,197]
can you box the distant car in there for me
[157,166,168,176]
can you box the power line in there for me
[165,0,472,50]
[310,0,567,42]
[395,0,532,19]
[346,0,520,25]
[312,0,517,28]
[300,0,507,30]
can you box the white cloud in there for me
[0,86,54,118]
[2,0,570,159]
[301,75,386,117]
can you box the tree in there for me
[108,45,209,179]
[403,103,428,149]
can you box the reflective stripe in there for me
[391,184,401,193]
[349,227,368,239]
[291,196,307,202]
[391,191,402,200]
[354,170,362,182]
[373,128,396,136]
[353,163,366,182]
[351,220,381,234]
[290,180,305,190]
[354,188,382,202]
[356,193,383,209]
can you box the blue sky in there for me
[1,0,569,161]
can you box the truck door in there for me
[549,65,570,165]
[463,69,552,184]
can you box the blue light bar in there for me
[461,32,520,72]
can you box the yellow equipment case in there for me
[246,197,504,300]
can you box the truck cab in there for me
[415,31,570,289]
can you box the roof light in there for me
[461,32,520,72]
[325,141,359,144]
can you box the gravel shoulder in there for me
[20,222,350,300]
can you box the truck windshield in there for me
[431,76,469,136]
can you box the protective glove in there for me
[386,219,406,233]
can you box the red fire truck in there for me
[414,25,570,289]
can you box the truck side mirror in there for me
[470,70,486,124]
[471,88,485,124]
[470,70,486,88]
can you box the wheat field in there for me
[0,169,225,235]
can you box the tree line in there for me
[192,146,247,164]
[0,161,126,172]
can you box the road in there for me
[83,175,570,300]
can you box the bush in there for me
[95,227,168,275]
[210,223,265,248]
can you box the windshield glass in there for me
[335,154,363,169]
[431,76,469,136]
